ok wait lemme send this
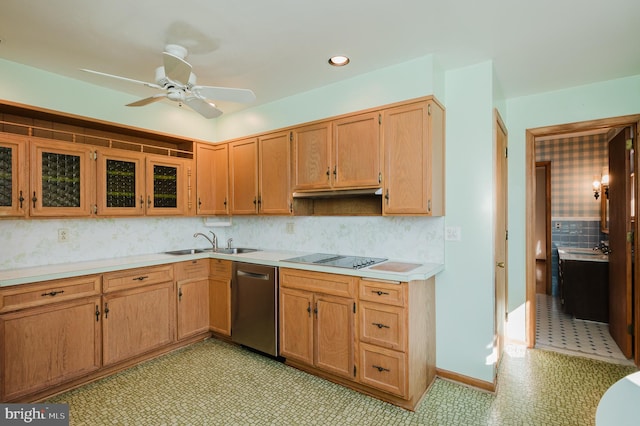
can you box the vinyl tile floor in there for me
[535,294,633,365]
[47,338,637,425]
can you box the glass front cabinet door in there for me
[29,139,93,217]
[0,134,28,217]
[145,156,191,216]
[96,149,145,216]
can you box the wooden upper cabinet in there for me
[0,133,28,217]
[29,138,94,217]
[145,155,192,216]
[196,143,229,215]
[382,100,445,216]
[229,138,258,214]
[259,131,291,214]
[95,148,145,216]
[292,121,332,191]
[333,112,381,189]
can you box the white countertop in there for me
[0,249,444,287]
[557,247,609,263]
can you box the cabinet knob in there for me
[18,190,24,208]
[497,262,505,268]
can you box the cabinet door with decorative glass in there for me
[0,133,28,217]
[95,148,145,216]
[145,155,192,216]
[29,138,94,217]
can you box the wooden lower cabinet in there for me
[279,268,356,380]
[102,281,175,366]
[176,259,210,340]
[280,269,435,411]
[209,259,232,336]
[0,296,102,401]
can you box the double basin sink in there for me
[165,247,259,255]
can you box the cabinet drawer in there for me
[0,275,101,313]
[359,279,405,306]
[359,343,407,398]
[210,259,232,279]
[175,259,210,281]
[359,302,405,351]
[280,268,356,298]
[103,265,173,292]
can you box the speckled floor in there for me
[47,339,636,425]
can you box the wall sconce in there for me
[593,169,610,200]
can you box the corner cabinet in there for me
[382,99,445,216]
[29,138,94,217]
[0,133,28,217]
[0,275,102,401]
[196,143,229,215]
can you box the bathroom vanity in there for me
[558,247,609,323]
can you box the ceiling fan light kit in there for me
[82,44,256,119]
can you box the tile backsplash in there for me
[0,216,444,270]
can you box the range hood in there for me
[292,188,383,199]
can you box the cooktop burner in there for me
[282,253,387,269]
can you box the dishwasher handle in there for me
[237,270,270,280]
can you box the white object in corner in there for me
[203,217,233,227]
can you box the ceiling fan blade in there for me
[194,86,256,104]
[126,94,166,107]
[163,52,192,86]
[184,97,223,119]
[80,68,162,90]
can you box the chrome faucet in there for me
[194,231,218,250]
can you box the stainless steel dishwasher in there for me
[231,262,278,357]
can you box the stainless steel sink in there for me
[165,249,205,255]
[213,248,259,254]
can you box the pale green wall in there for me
[505,74,640,321]
[437,61,497,382]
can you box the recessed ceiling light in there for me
[328,55,350,67]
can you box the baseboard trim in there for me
[436,368,496,393]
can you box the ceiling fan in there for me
[81,44,256,119]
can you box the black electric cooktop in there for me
[282,253,387,270]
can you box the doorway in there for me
[525,114,640,366]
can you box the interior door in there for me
[608,126,633,358]
[494,111,508,374]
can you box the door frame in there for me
[493,109,508,381]
[525,114,640,365]
[535,161,552,294]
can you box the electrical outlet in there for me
[286,222,295,234]
[58,228,69,242]
[445,226,461,241]
[555,222,561,229]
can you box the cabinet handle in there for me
[140,195,144,209]
[18,190,24,208]
[104,303,110,319]
[372,365,390,373]
[198,197,202,209]
[384,189,389,204]
[95,305,100,322]
[224,198,227,208]
[307,302,311,317]
[32,191,37,208]
[314,303,318,317]
[372,322,390,329]
[333,166,337,178]
[147,195,152,208]
[132,275,149,281]
[326,167,330,182]
[178,287,183,301]
[372,290,389,296]
[253,197,257,205]
[41,290,65,297]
